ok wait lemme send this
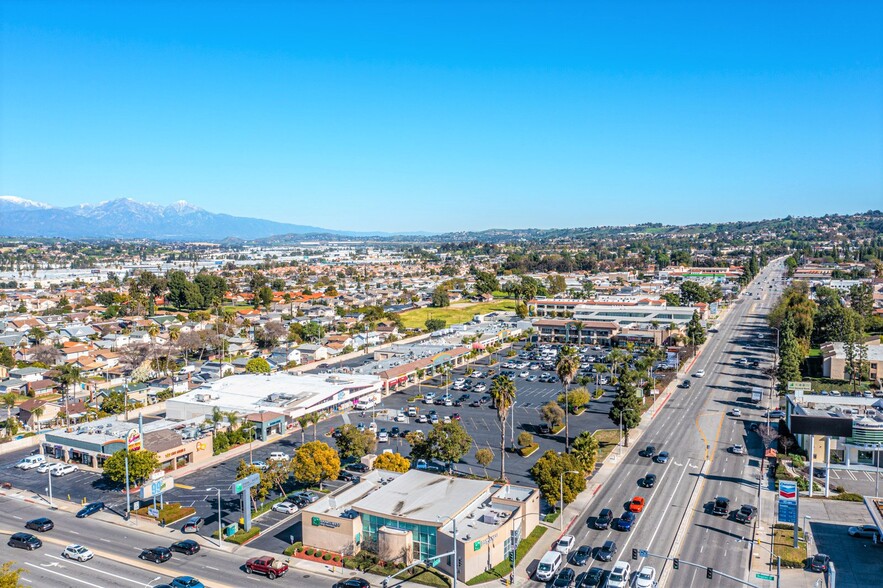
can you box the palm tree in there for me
[166,328,181,375]
[573,321,584,346]
[56,365,82,428]
[296,415,310,445]
[556,346,579,452]
[489,375,517,482]
[2,392,17,435]
[226,411,240,431]
[32,406,44,432]
[147,325,160,370]
[209,406,225,432]
[308,412,321,441]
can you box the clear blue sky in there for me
[2,1,881,233]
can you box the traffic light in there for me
[706,567,714,580]
[632,548,638,560]
[673,558,680,570]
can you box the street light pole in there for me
[207,487,224,549]
[47,466,54,508]
[559,470,579,531]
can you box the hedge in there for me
[518,443,539,457]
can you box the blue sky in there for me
[2,1,881,233]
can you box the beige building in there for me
[301,469,540,583]
[821,340,883,384]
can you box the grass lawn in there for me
[805,377,874,394]
[398,300,517,330]
[465,525,548,585]
[772,527,807,568]
[593,428,621,462]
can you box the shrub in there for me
[322,553,332,561]
[305,548,315,556]
[832,492,864,502]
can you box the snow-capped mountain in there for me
[0,196,344,240]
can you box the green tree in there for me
[334,424,377,460]
[540,401,565,431]
[255,286,274,308]
[290,441,340,489]
[245,358,271,374]
[474,271,500,296]
[302,322,324,342]
[517,432,534,448]
[418,421,473,468]
[0,560,26,587]
[514,301,528,319]
[489,375,517,481]
[2,392,16,427]
[686,310,706,346]
[555,346,579,450]
[475,447,494,478]
[0,347,15,369]
[373,452,410,473]
[166,271,204,309]
[777,318,802,392]
[425,318,447,332]
[431,286,450,308]
[547,274,567,296]
[100,391,142,415]
[850,283,874,321]
[102,450,160,485]
[529,450,586,506]
[557,386,590,414]
[235,460,270,503]
[193,272,227,308]
[608,368,642,447]
[679,280,710,305]
[571,431,600,473]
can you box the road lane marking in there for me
[46,554,149,585]
[24,563,107,588]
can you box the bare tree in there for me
[31,345,60,366]
[756,423,780,450]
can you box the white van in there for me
[535,550,563,581]
[267,451,289,462]
[354,398,376,411]
[16,455,46,470]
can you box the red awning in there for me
[472,343,485,350]
[397,376,408,385]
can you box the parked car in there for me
[597,540,617,561]
[15,455,46,470]
[348,463,370,473]
[268,452,290,462]
[245,556,289,579]
[594,508,613,530]
[62,544,94,561]
[272,502,299,514]
[338,471,357,482]
[36,462,60,474]
[334,579,370,588]
[139,547,173,563]
[8,532,41,550]
[181,516,203,533]
[555,535,575,554]
[810,553,830,573]
[76,502,104,518]
[251,460,269,471]
[170,539,200,555]
[52,463,78,476]
[848,524,880,539]
[25,517,54,532]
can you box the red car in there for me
[629,496,646,513]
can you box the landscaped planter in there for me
[294,548,344,567]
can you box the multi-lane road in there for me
[522,259,785,587]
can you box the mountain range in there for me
[0,196,371,240]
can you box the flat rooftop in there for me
[305,470,404,519]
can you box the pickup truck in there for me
[245,556,289,580]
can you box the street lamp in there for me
[46,465,54,509]
[436,514,460,588]
[206,487,225,550]
[744,537,781,588]
[559,470,580,531]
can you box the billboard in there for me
[126,428,142,452]
[777,480,797,524]
[140,476,174,500]
[790,415,853,437]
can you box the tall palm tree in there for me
[166,328,181,375]
[296,415,310,445]
[556,346,579,451]
[2,392,17,435]
[32,406,44,432]
[308,412,321,441]
[210,406,225,432]
[226,411,240,431]
[56,365,82,428]
[489,375,517,482]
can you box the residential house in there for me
[297,344,329,363]
[269,346,301,367]
[9,367,49,383]
[16,398,49,430]
[27,379,59,397]
[59,324,98,340]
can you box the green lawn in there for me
[593,428,621,463]
[398,300,518,329]
[465,525,548,585]
[772,527,807,568]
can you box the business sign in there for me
[790,415,854,437]
[311,516,340,528]
[232,473,261,494]
[777,480,797,524]
[126,428,142,452]
[140,476,174,500]
[787,381,812,392]
[473,540,481,552]
[147,507,159,517]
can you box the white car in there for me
[442,416,451,424]
[368,422,378,433]
[453,378,466,386]
[378,431,389,443]
[62,544,94,562]
[268,452,290,462]
[693,369,706,378]
[554,534,575,554]
[36,462,60,474]
[473,384,487,393]
[251,460,269,471]
[272,502,299,514]
[471,371,483,378]
[607,561,631,588]
[732,408,742,417]
[52,463,79,476]
[424,393,436,404]
[731,444,745,455]
[519,371,530,378]
[394,412,406,422]
[634,565,657,588]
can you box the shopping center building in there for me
[301,469,540,582]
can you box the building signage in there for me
[232,473,261,494]
[473,540,481,552]
[777,480,797,524]
[787,381,812,392]
[311,516,340,528]
[140,476,174,500]
[126,428,142,452]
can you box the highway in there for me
[521,259,785,587]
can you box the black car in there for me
[681,379,691,389]
[641,474,657,488]
[712,497,730,516]
[291,496,310,508]
[580,567,606,588]
[538,423,551,435]
[734,504,757,523]
[140,547,173,563]
[553,567,576,587]
[170,540,200,555]
[654,451,670,464]
[8,532,41,550]
[639,445,656,458]
[479,395,491,404]
[571,545,591,566]
[334,579,370,588]
[594,508,613,530]
[25,517,54,532]
[338,471,357,482]
[810,553,830,573]
[597,540,617,562]
[76,501,105,518]
[348,463,369,473]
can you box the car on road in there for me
[629,496,645,513]
[170,539,200,555]
[693,369,705,378]
[616,511,635,531]
[810,553,830,573]
[639,446,656,458]
[848,524,880,539]
[767,410,786,419]
[555,535,575,554]
[654,451,670,464]
[730,444,745,455]
[25,517,54,532]
[594,508,613,530]
[580,567,606,587]
[245,556,289,579]
[334,579,371,588]
[712,497,730,516]
[272,501,299,514]
[52,463,79,476]
[734,504,757,524]
[139,546,172,563]
[634,565,657,588]
[63,544,94,561]
[607,561,631,588]
[553,567,576,587]
[76,501,104,518]
[731,408,741,417]
[571,545,592,566]
[641,474,657,488]
[181,516,204,533]
[169,577,204,588]
[680,380,691,389]
[8,532,41,550]
[597,540,617,561]
[378,431,389,442]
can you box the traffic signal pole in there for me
[631,548,762,588]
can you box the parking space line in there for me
[845,470,857,480]
[864,471,874,482]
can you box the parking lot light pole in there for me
[47,466,54,508]
[559,470,579,531]
[207,487,224,549]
